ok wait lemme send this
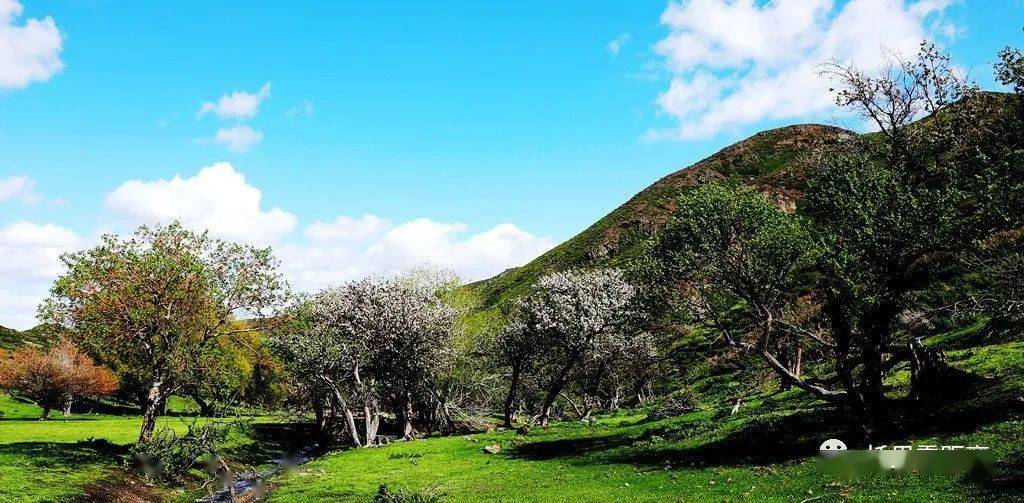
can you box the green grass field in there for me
[268,338,1024,502]
[2,334,1022,502]
[0,395,296,502]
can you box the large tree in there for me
[274,275,456,446]
[39,222,287,442]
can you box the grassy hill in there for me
[469,123,855,311]
[0,324,60,351]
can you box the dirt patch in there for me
[75,470,166,503]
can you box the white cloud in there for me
[0,221,80,329]
[211,124,263,152]
[282,218,554,292]
[607,33,630,55]
[286,99,314,118]
[198,81,272,120]
[104,162,296,245]
[648,0,954,140]
[0,174,38,203]
[0,0,63,89]
[305,214,392,243]
[0,164,554,328]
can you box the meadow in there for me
[3,324,1019,502]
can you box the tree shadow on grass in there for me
[222,422,316,467]
[0,439,129,470]
[513,370,1022,471]
[513,406,852,468]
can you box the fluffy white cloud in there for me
[0,221,80,329]
[285,99,314,119]
[0,0,63,89]
[282,218,553,292]
[198,81,272,120]
[305,214,392,243]
[648,0,953,140]
[104,162,297,244]
[211,124,263,153]
[607,33,630,55]
[1,164,553,328]
[0,174,38,203]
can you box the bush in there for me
[130,421,229,482]
[374,485,442,503]
[646,387,701,420]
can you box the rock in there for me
[483,444,501,454]
[515,426,529,435]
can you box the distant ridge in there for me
[0,324,60,350]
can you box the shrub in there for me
[130,421,229,482]
[646,387,702,420]
[374,485,442,503]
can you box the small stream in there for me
[201,447,315,503]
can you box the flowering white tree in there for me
[274,274,456,446]
[504,268,635,426]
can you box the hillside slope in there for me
[0,324,59,350]
[470,123,855,310]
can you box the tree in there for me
[645,184,838,401]
[0,339,117,419]
[646,42,1022,441]
[508,269,635,427]
[497,315,542,428]
[39,222,287,442]
[996,40,1024,95]
[274,275,456,446]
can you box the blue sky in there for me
[1,0,1022,328]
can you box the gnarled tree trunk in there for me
[138,376,166,443]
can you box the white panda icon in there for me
[819,439,847,457]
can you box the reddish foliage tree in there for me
[0,340,118,419]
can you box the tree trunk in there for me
[191,393,215,417]
[858,302,897,443]
[138,376,165,443]
[341,407,361,447]
[908,338,948,400]
[40,405,51,420]
[314,402,327,435]
[503,364,522,428]
[363,404,379,446]
[353,368,378,446]
[537,357,578,427]
[329,386,362,447]
[400,391,415,439]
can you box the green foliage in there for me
[131,421,230,482]
[39,221,288,442]
[374,485,442,503]
[0,324,61,351]
[996,42,1024,94]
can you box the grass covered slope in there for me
[469,124,854,311]
[0,324,60,350]
[270,326,1024,502]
